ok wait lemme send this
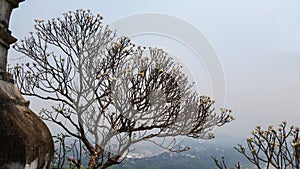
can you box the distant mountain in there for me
[55,135,255,168]
[109,136,254,169]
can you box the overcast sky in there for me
[9,0,300,139]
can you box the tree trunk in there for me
[88,154,98,169]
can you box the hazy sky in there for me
[8,0,300,139]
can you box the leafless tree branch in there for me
[12,9,234,169]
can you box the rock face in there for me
[0,0,54,168]
[0,77,54,169]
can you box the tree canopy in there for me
[13,9,234,169]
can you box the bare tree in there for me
[12,9,234,169]
[214,122,300,169]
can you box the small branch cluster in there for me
[52,133,85,169]
[234,121,300,169]
[212,156,241,169]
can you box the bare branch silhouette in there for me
[213,122,300,169]
[13,9,234,169]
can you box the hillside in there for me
[109,136,254,169]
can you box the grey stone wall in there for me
[0,0,19,71]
